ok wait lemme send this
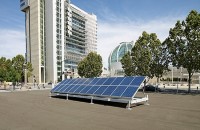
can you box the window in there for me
[20,2,25,7]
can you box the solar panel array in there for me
[51,76,145,99]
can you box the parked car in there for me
[143,85,162,92]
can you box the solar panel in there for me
[51,76,146,99]
[111,86,127,97]
[51,76,149,109]
[121,87,138,98]
[86,85,100,94]
[102,77,116,85]
[102,85,117,96]
[94,86,108,95]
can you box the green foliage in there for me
[163,10,200,92]
[130,31,168,79]
[0,55,33,82]
[120,52,134,76]
[131,31,152,77]
[0,57,8,81]
[77,52,103,78]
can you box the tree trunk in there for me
[188,72,191,93]
[157,77,159,84]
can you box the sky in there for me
[0,0,200,68]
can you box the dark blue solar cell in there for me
[76,78,86,85]
[55,85,66,92]
[74,85,86,93]
[63,79,72,84]
[103,78,116,85]
[111,77,124,85]
[80,86,92,94]
[120,77,135,85]
[51,84,62,92]
[59,79,67,85]
[68,85,80,93]
[67,79,76,85]
[86,86,100,94]
[111,86,127,97]
[59,84,71,92]
[78,78,89,85]
[121,87,138,98]
[130,76,145,86]
[63,85,75,93]
[94,78,107,85]
[72,78,81,84]
[55,84,66,91]
[94,86,108,95]
[102,86,117,96]
[88,78,100,85]
[84,78,94,85]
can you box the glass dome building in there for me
[108,41,134,76]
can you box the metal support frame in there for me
[66,94,69,100]
[90,96,94,104]
[127,94,149,109]
[127,101,132,110]
[144,95,149,105]
[51,92,149,110]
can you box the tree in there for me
[120,52,134,76]
[26,62,33,80]
[0,57,8,81]
[12,54,33,82]
[77,52,103,78]
[130,31,167,80]
[0,55,33,83]
[163,10,200,92]
[12,55,25,82]
[131,31,152,77]
[149,33,169,82]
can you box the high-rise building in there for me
[20,0,97,84]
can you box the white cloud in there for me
[97,16,184,68]
[0,15,185,70]
[0,29,25,59]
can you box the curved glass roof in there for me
[108,41,134,69]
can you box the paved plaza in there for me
[0,90,200,130]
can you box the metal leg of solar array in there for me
[90,97,94,104]
[144,95,149,105]
[66,94,69,100]
[127,100,132,110]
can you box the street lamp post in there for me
[25,68,27,86]
[199,75,200,89]
[23,63,27,87]
[171,66,173,84]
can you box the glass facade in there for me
[40,0,45,67]
[21,0,97,83]
[108,41,134,76]
[56,0,63,79]
[64,3,97,73]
